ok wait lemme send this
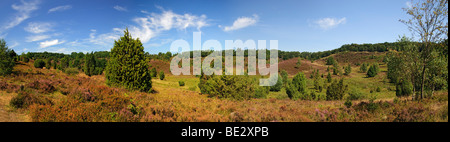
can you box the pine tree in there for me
[105,28,152,92]
[295,58,301,68]
[367,64,378,77]
[360,63,368,73]
[344,64,351,75]
[327,72,332,83]
[0,39,15,76]
[159,71,165,80]
[84,52,97,76]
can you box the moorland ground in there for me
[0,51,447,122]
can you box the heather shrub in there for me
[64,68,79,75]
[26,80,56,94]
[105,28,152,92]
[10,91,52,109]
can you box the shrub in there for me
[376,87,381,92]
[45,58,52,69]
[150,67,157,78]
[255,86,269,99]
[344,99,352,108]
[178,81,185,86]
[348,89,364,100]
[10,91,52,109]
[0,39,15,76]
[280,70,288,87]
[367,64,379,77]
[198,74,261,100]
[295,58,301,68]
[159,71,165,80]
[326,57,335,65]
[105,28,152,92]
[34,59,46,68]
[26,80,56,94]
[327,72,332,83]
[326,78,348,100]
[23,57,29,63]
[65,68,79,75]
[360,63,369,73]
[285,72,308,100]
[344,64,351,75]
[269,74,283,92]
[396,80,413,97]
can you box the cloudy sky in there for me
[0,0,411,54]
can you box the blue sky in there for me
[0,0,412,54]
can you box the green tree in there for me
[295,58,301,68]
[60,56,70,71]
[150,67,157,78]
[0,39,15,76]
[344,64,352,75]
[360,63,368,73]
[34,59,45,68]
[84,52,97,76]
[367,64,378,77]
[159,71,165,80]
[280,70,288,87]
[326,57,336,65]
[326,78,348,100]
[327,72,332,83]
[45,58,52,69]
[270,74,283,92]
[285,72,308,100]
[400,0,448,99]
[105,28,152,92]
[332,62,341,75]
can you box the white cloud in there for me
[39,39,65,48]
[406,1,413,9]
[1,0,40,31]
[24,22,53,33]
[114,5,127,12]
[222,15,258,32]
[48,5,72,13]
[314,17,347,30]
[26,35,50,42]
[10,41,19,49]
[88,29,122,47]
[84,7,209,49]
[128,8,209,43]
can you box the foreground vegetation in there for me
[0,55,447,122]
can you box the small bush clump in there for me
[159,71,165,80]
[10,91,52,109]
[34,59,46,68]
[178,81,185,86]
